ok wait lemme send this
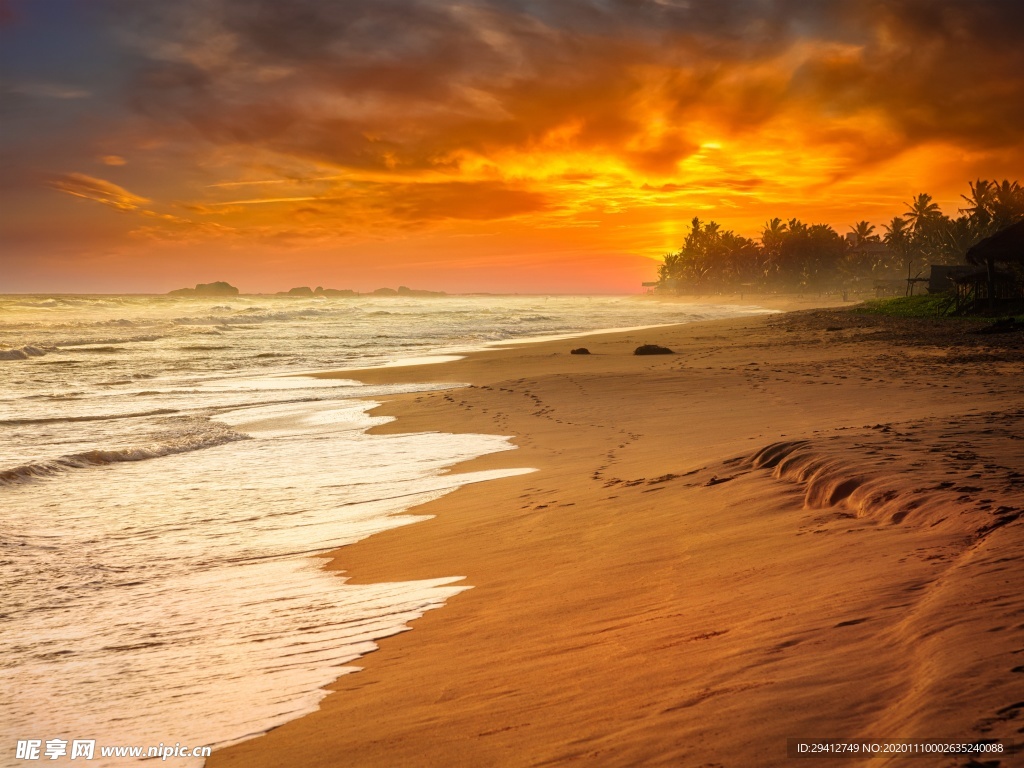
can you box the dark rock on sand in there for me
[570,348,591,355]
[634,344,674,355]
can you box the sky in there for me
[2,0,1024,294]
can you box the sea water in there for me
[0,294,768,766]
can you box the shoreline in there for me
[209,306,1024,767]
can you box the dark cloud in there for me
[782,1,1024,151]
[109,0,1024,175]
[0,0,19,27]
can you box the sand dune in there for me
[209,307,1024,767]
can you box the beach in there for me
[2,294,774,765]
[208,305,1024,767]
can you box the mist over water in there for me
[0,295,768,766]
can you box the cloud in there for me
[379,180,551,221]
[7,80,91,100]
[110,0,1024,182]
[206,195,322,206]
[0,0,17,27]
[192,179,550,228]
[18,0,1022,254]
[47,172,149,211]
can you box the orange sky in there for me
[3,0,1024,293]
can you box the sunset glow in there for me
[3,0,1024,293]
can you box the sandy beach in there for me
[209,304,1024,768]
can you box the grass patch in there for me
[856,294,1024,321]
[856,294,955,318]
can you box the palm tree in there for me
[760,218,787,281]
[761,217,787,244]
[761,217,787,251]
[939,215,982,264]
[786,218,808,237]
[991,179,1024,229]
[882,216,909,243]
[848,220,878,246]
[960,179,995,226]
[883,216,913,273]
[904,193,941,233]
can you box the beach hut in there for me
[927,265,981,294]
[965,220,1024,311]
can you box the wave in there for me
[0,345,47,361]
[7,298,79,308]
[181,345,232,351]
[172,307,339,326]
[22,392,89,400]
[98,373,156,386]
[0,417,249,486]
[0,408,180,426]
[58,334,162,347]
[64,346,127,354]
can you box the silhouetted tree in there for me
[848,220,878,246]
[904,193,942,234]
[655,179,1022,294]
[882,216,913,273]
[961,179,996,232]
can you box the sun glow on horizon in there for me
[3,0,1023,292]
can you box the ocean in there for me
[0,294,768,766]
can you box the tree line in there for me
[656,179,1024,293]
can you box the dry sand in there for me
[209,306,1024,768]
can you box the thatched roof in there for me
[966,220,1024,266]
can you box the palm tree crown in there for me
[904,193,941,232]
[848,220,878,245]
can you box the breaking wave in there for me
[0,417,249,486]
[0,346,47,361]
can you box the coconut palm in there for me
[960,179,995,225]
[786,218,808,237]
[939,215,983,264]
[883,216,913,273]
[904,193,941,233]
[761,217,787,244]
[990,179,1024,229]
[848,220,878,246]
[759,218,787,281]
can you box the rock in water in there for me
[169,281,239,296]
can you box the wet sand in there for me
[209,306,1024,767]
